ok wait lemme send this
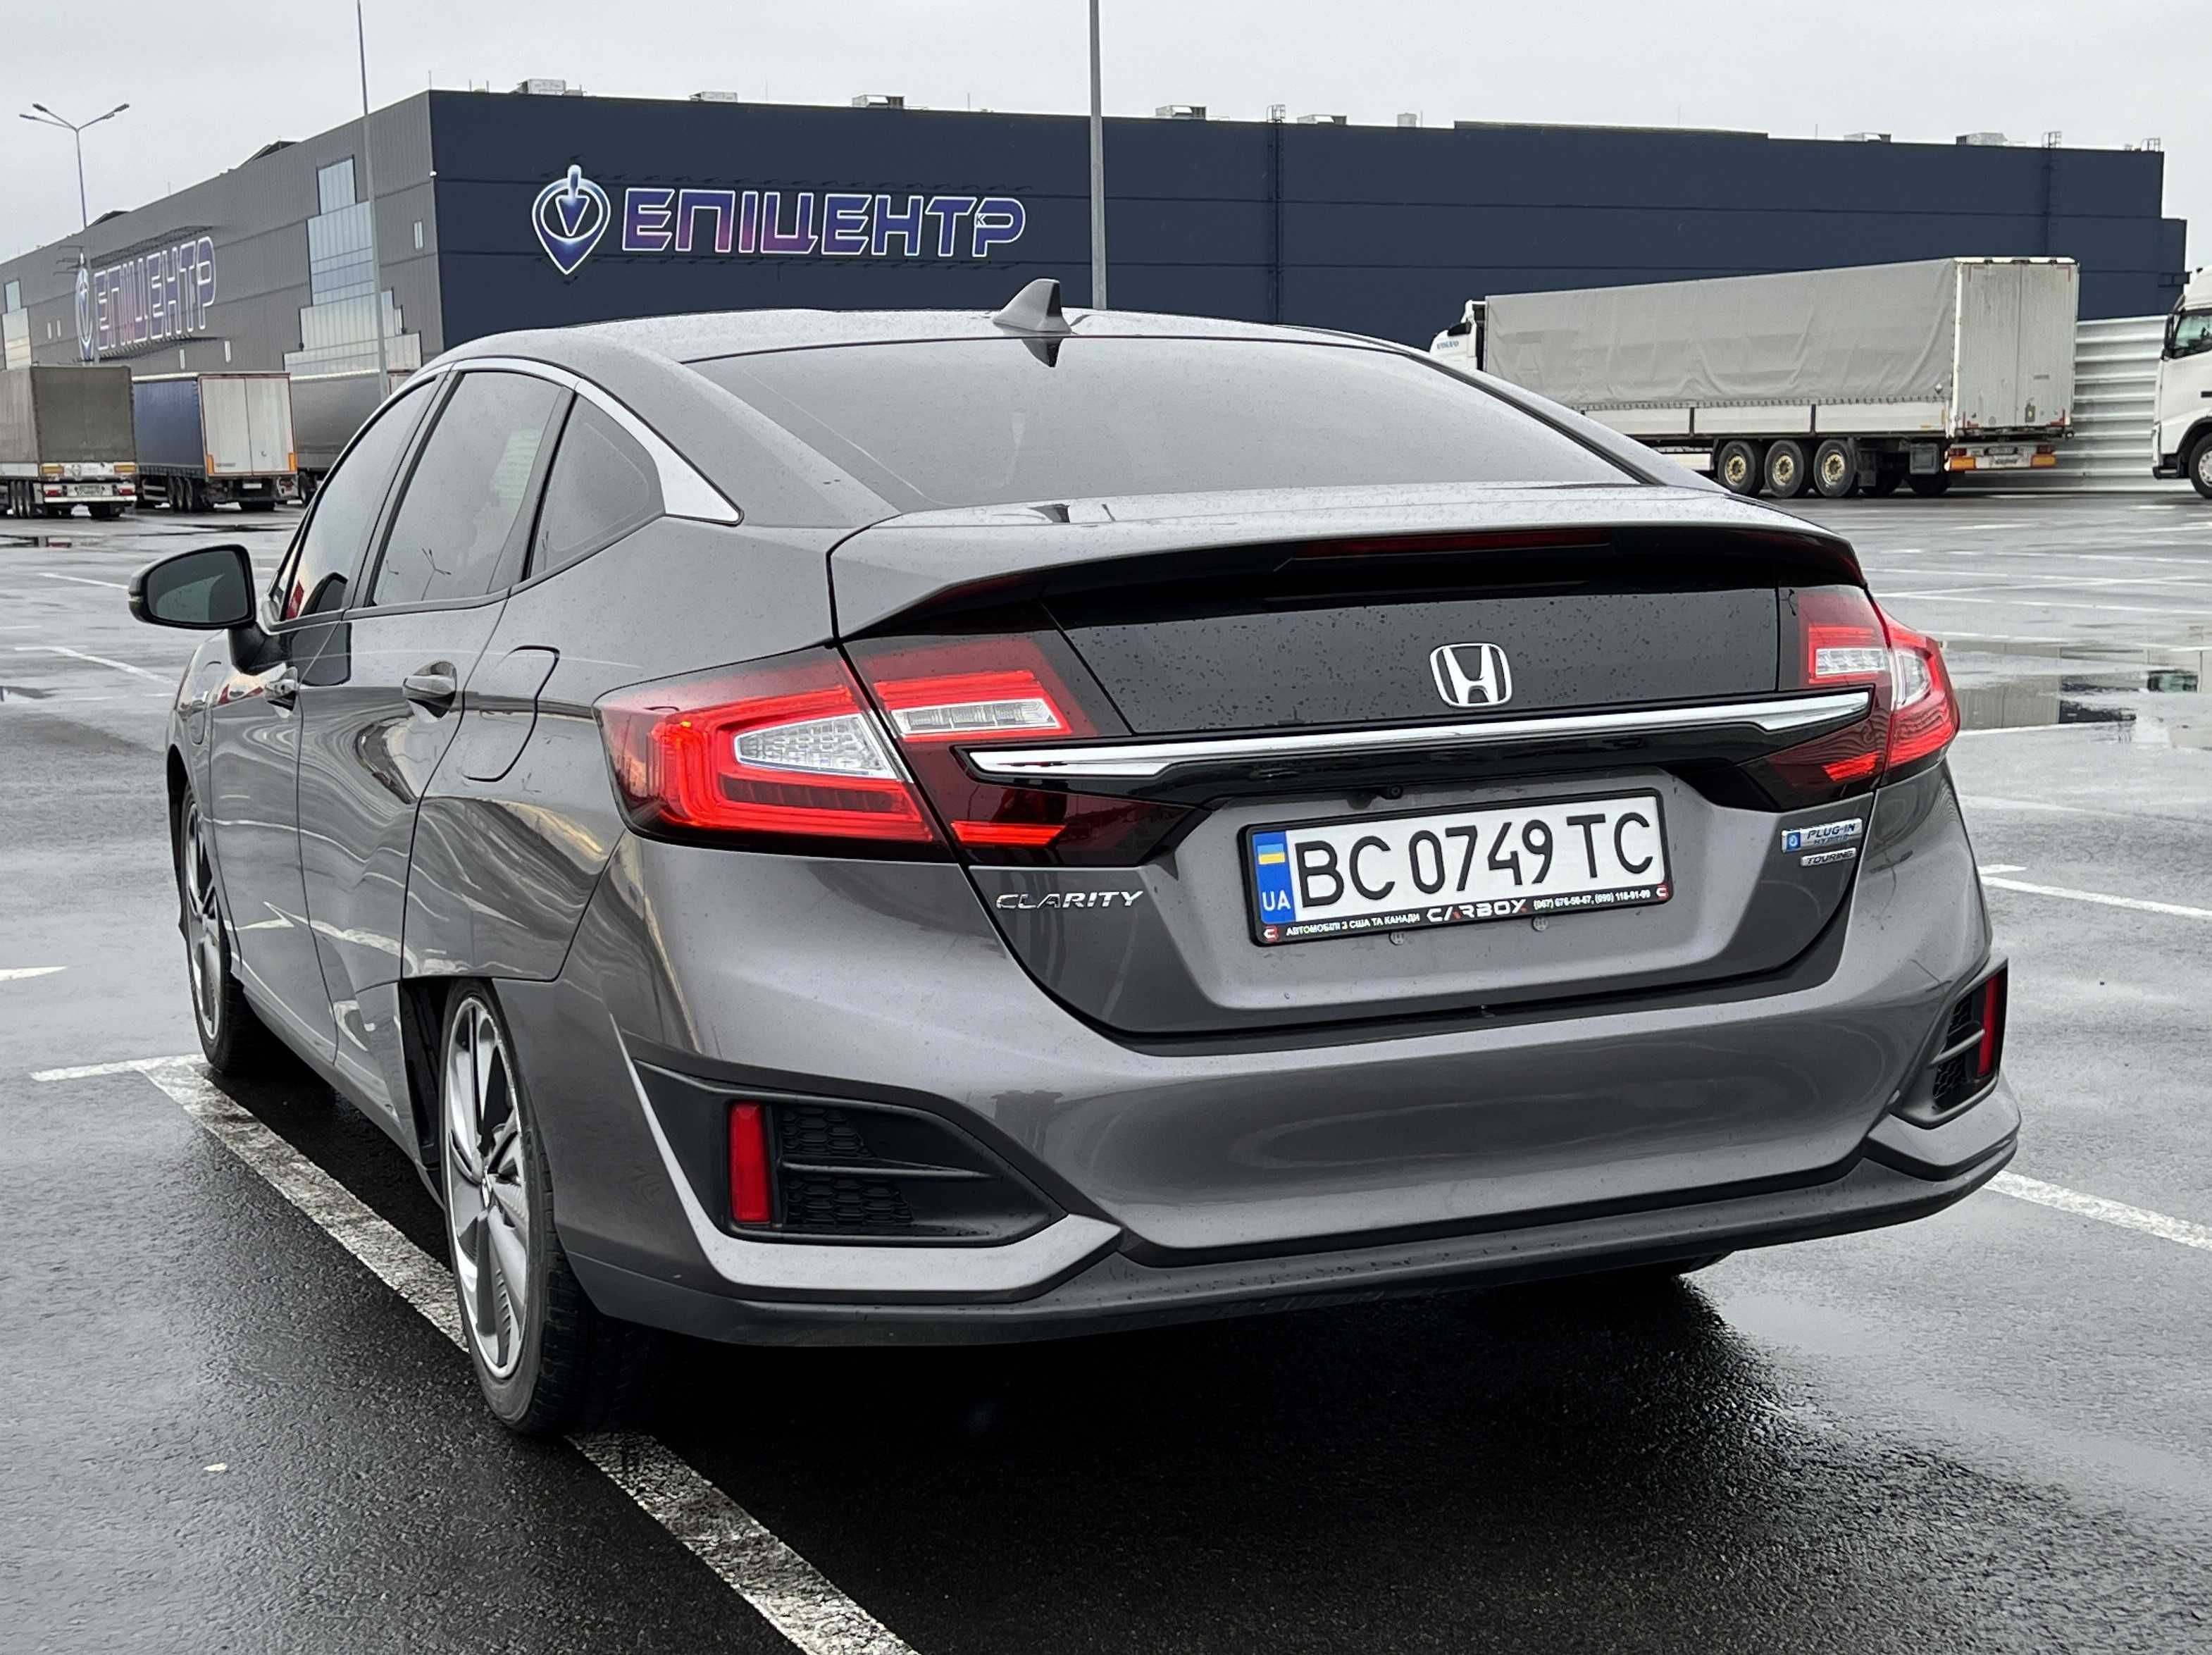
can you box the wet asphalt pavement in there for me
[3,494,2210,1653]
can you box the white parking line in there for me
[0,966,66,983]
[36,571,128,590]
[34,1057,917,1655]
[12,644,167,681]
[30,1055,189,1081]
[1980,873,2212,921]
[1993,1174,2212,1253]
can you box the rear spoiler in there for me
[828,488,1863,635]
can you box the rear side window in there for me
[271,383,431,624]
[528,400,662,579]
[694,337,1627,511]
[369,371,565,608]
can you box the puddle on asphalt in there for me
[1,535,74,549]
[0,684,56,700]
[1951,664,2204,734]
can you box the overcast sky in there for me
[6,0,2204,275]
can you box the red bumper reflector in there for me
[728,1102,772,1225]
[1976,972,2007,1078]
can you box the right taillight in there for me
[1760,586,1961,805]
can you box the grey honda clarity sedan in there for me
[129,283,2015,1432]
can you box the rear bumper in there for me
[568,1105,2015,1346]
[504,765,2003,1342]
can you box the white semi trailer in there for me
[1431,257,2078,500]
[2151,267,2212,499]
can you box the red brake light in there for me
[597,649,941,853]
[1761,586,1961,804]
[1879,612,1960,774]
[728,1102,772,1225]
[847,628,1194,867]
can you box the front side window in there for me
[2166,311,2212,361]
[694,337,1627,512]
[369,371,565,608]
[528,401,662,580]
[270,383,433,625]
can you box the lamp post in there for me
[1088,0,1107,309]
[19,102,130,230]
[356,0,392,399]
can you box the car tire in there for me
[1907,471,1952,497]
[177,789,287,1074]
[1764,440,1810,499]
[2188,431,2212,500]
[1715,439,1762,496]
[438,988,665,1435]
[1812,439,1858,499]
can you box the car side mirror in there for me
[128,544,256,631]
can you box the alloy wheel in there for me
[442,998,532,1380]
[181,799,225,1043]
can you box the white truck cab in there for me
[2153,268,2212,497]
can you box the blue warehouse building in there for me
[0,86,2189,387]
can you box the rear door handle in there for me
[402,665,459,713]
[265,669,300,709]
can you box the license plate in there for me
[1974,446,2030,470]
[67,483,114,499]
[1245,792,1670,946]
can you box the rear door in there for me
[243,376,295,474]
[200,376,247,474]
[294,368,567,1120]
[204,378,436,1056]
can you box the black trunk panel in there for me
[1057,590,1778,735]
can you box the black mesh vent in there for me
[779,1103,874,1163]
[781,1170,915,1234]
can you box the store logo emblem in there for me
[533,165,611,275]
[73,261,95,361]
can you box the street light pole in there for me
[356,0,392,399]
[19,102,130,231]
[1087,0,1107,310]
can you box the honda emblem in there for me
[1429,642,1513,709]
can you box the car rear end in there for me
[527,327,2018,1341]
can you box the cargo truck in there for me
[289,371,388,500]
[134,371,297,512]
[2152,266,2212,499]
[0,364,139,519]
[1431,257,2078,499]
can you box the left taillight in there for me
[596,647,944,855]
[848,628,1193,867]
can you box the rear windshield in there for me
[693,337,1627,511]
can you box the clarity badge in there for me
[1782,817,1865,854]
[534,165,611,276]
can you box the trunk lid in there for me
[833,485,1872,1037]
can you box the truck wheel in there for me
[1813,439,1858,499]
[1867,466,1903,497]
[1764,440,1810,498]
[1908,471,1953,497]
[1715,440,1762,496]
[240,500,278,514]
[89,503,123,521]
[2189,432,2212,500]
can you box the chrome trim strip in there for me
[969,690,1874,781]
[419,354,742,525]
